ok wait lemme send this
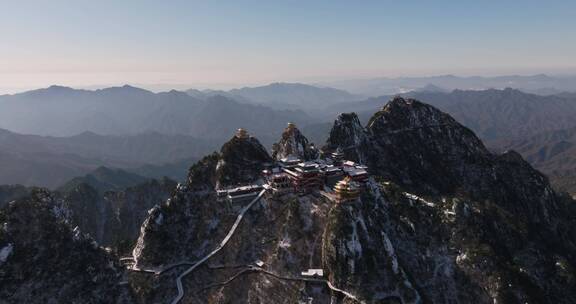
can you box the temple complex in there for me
[283,162,323,192]
[218,127,372,204]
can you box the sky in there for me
[0,0,575,93]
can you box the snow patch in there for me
[51,203,70,222]
[346,220,363,257]
[456,252,468,264]
[404,192,435,207]
[310,203,322,215]
[155,213,164,225]
[216,159,225,171]
[0,243,13,263]
[381,232,399,274]
[278,238,291,249]
[207,217,220,231]
[72,226,82,241]
[400,216,416,233]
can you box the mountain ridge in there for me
[128,96,576,303]
[0,85,312,140]
[330,88,576,142]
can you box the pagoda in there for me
[333,176,360,203]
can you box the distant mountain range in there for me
[321,74,576,96]
[227,82,363,112]
[58,167,150,194]
[187,82,363,114]
[0,128,211,188]
[495,127,576,194]
[0,85,311,140]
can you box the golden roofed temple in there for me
[236,128,249,139]
[333,176,360,203]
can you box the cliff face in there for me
[322,187,422,303]
[272,123,318,161]
[324,112,371,164]
[329,97,560,224]
[325,96,576,303]
[0,189,134,303]
[61,177,176,252]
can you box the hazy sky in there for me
[1,0,575,93]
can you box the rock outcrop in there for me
[0,189,133,303]
[61,177,176,253]
[325,96,576,303]
[216,129,272,188]
[324,112,371,164]
[272,122,318,161]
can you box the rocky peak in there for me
[367,96,489,156]
[370,96,455,127]
[327,97,559,222]
[182,129,273,191]
[272,122,318,160]
[215,129,272,189]
[324,112,370,164]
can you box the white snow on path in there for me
[404,192,436,207]
[326,280,365,303]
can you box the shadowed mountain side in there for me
[58,167,150,194]
[494,126,576,194]
[0,128,216,188]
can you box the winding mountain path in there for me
[129,261,196,275]
[199,264,363,303]
[170,189,267,304]
[254,267,363,303]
